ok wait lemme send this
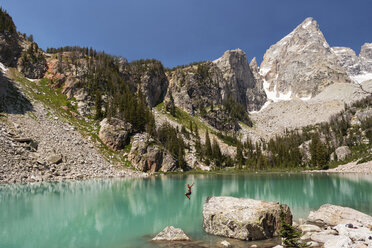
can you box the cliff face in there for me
[333,43,372,83]
[166,49,266,116]
[214,49,267,111]
[166,61,224,114]
[0,32,21,67]
[259,17,351,101]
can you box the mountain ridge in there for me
[1,9,371,182]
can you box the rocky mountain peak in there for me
[259,17,351,101]
[333,43,372,83]
[249,57,258,73]
[298,17,319,32]
[360,43,372,59]
[332,47,360,76]
[360,43,372,73]
[213,48,257,107]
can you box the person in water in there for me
[185,182,194,199]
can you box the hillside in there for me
[0,7,372,183]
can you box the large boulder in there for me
[335,146,352,161]
[152,226,190,241]
[307,204,372,227]
[128,133,177,173]
[99,118,132,151]
[202,196,292,241]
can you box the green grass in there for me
[9,69,131,169]
[155,102,238,147]
[155,102,209,131]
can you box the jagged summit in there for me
[333,43,372,83]
[213,48,266,111]
[258,17,351,101]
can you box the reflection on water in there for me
[0,173,371,248]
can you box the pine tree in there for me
[309,134,329,167]
[189,120,193,134]
[212,138,222,166]
[236,142,244,169]
[279,205,310,248]
[94,91,104,120]
[205,130,212,158]
[166,90,176,117]
[194,123,199,138]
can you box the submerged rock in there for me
[202,196,292,241]
[152,226,190,241]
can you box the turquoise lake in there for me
[1,173,372,248]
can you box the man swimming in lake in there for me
[185,182,194,199]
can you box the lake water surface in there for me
[1,173,371,248]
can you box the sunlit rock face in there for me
[214,49,266,111]
[165,49,266,115]
[259,17,351,101]
[333,43,372,83]
[202,196,292,241]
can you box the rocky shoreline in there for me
[305,160,372,174]
[152,198,372,248]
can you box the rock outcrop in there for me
[0,32,21,67]
[166,61,224,114]
[166,49,266,118]
[333,43,372,84]
[202,196,292,241]
[335,146,352,161]
[259,17,351,100]
[17,48,47,79]
[128,133,177,173]
[302,204,372,248]
[123,60,169,107]
[99,118,132,151]
[152,226,190,241]
[307,204,372,227]
[214,49,266,111]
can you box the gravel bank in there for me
[305,160,372,174]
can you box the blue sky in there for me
[1,0,371,68]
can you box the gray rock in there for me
[323,235,352,248]
[202,196,292,241]
[310,232,338,243]
[307,204,372,227]
[308,241,320,247]
[259,17,351,100]
[214,49,266,111]
[357,109,372,122]
[334,224,372,243]
[333,43,372,83]
[298,224,321,233]
[47,154,62,164]
[17,50,47,79]
[335,146,352,161]
[128,133,177,173]
[99,118,132,151]
[220,240,231,247]
[0,32,21,67]
[360,43,372,73]
[152,226,190,241]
